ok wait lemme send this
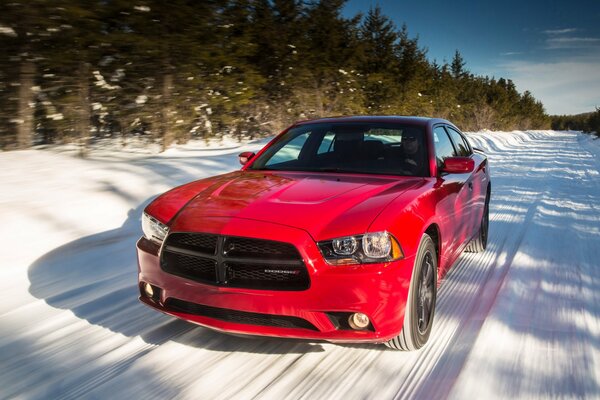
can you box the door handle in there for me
[468,182,473,190]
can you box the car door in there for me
[432,125,470,271]
[444,126,482,240]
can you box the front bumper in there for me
[137,218,415,343]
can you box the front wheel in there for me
[385,234,437,351]
[465,195,489,253]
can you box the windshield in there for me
[248,122,429,177]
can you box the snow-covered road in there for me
[1,131,599,399]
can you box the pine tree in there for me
[450,50,467,79]
[358,6,401,113]
[0,1,54,149]
[299,0,364,117]
[588,108,600,136]
[396,24,432,115]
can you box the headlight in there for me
[332,236,359,255]
[362,231,391,258]
[318,231,403,265]
[142,212,169,243]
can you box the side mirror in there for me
[442,157,474,174]
[238,151,255,166]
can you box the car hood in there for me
[168,171,423,240]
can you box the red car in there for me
[137,116,490,350]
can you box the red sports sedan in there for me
[137,116,490,350]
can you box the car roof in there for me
[293,115,455,130]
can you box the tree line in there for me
[552,109,600,137]
[0,0,551,153]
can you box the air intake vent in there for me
[165,298,318,331]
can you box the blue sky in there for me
[343,0,600,115]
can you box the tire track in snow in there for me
[394,131,558,399]
[446,131,600,398]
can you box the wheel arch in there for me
[424,223,441,267]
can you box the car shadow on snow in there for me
[27,199,331,355]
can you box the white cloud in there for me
[543,28,577,35]
[502,60,600,114]
[546,37,600,49]
[540,27,600,50]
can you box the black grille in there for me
[165,298,318,331]
[226,262,309,290]
[224,237,300,260]
[161,233,310,291]
[168,233,218,255]
[162,252,217,283]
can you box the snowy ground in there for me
[1,130,599,399]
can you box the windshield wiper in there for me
[250,167,374,174]
[314,167,365,173]
[315,167,344,172]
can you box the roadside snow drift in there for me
[0,131,599,399]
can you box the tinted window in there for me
[433,126,456,170]
[459,133,473,155]
[265,132,310,166]
[317,132,335,154]
[249,122,429,176]
[445,127,471,156]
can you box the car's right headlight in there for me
[317,231,403,265]
[142,212,169,244]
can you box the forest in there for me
[0,0,554,153]
[552,109,600,135]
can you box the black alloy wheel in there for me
[417,252,435,335]
[465,191,490,253]
[385,234,437,351]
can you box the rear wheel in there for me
[385,234,437,351]
[465,195,489,253]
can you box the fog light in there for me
[348,313,370,330]
[144,282,154,298]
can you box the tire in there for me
[465,194,489,253]
[385,234,437,351]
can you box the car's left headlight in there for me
[317,231,403,265]
[142,212,169,244]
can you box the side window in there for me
[265,132,310,166]
[317,132,335,154]
[433,126,456,170]
[460,133,473,155]
[445,127,471,156]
